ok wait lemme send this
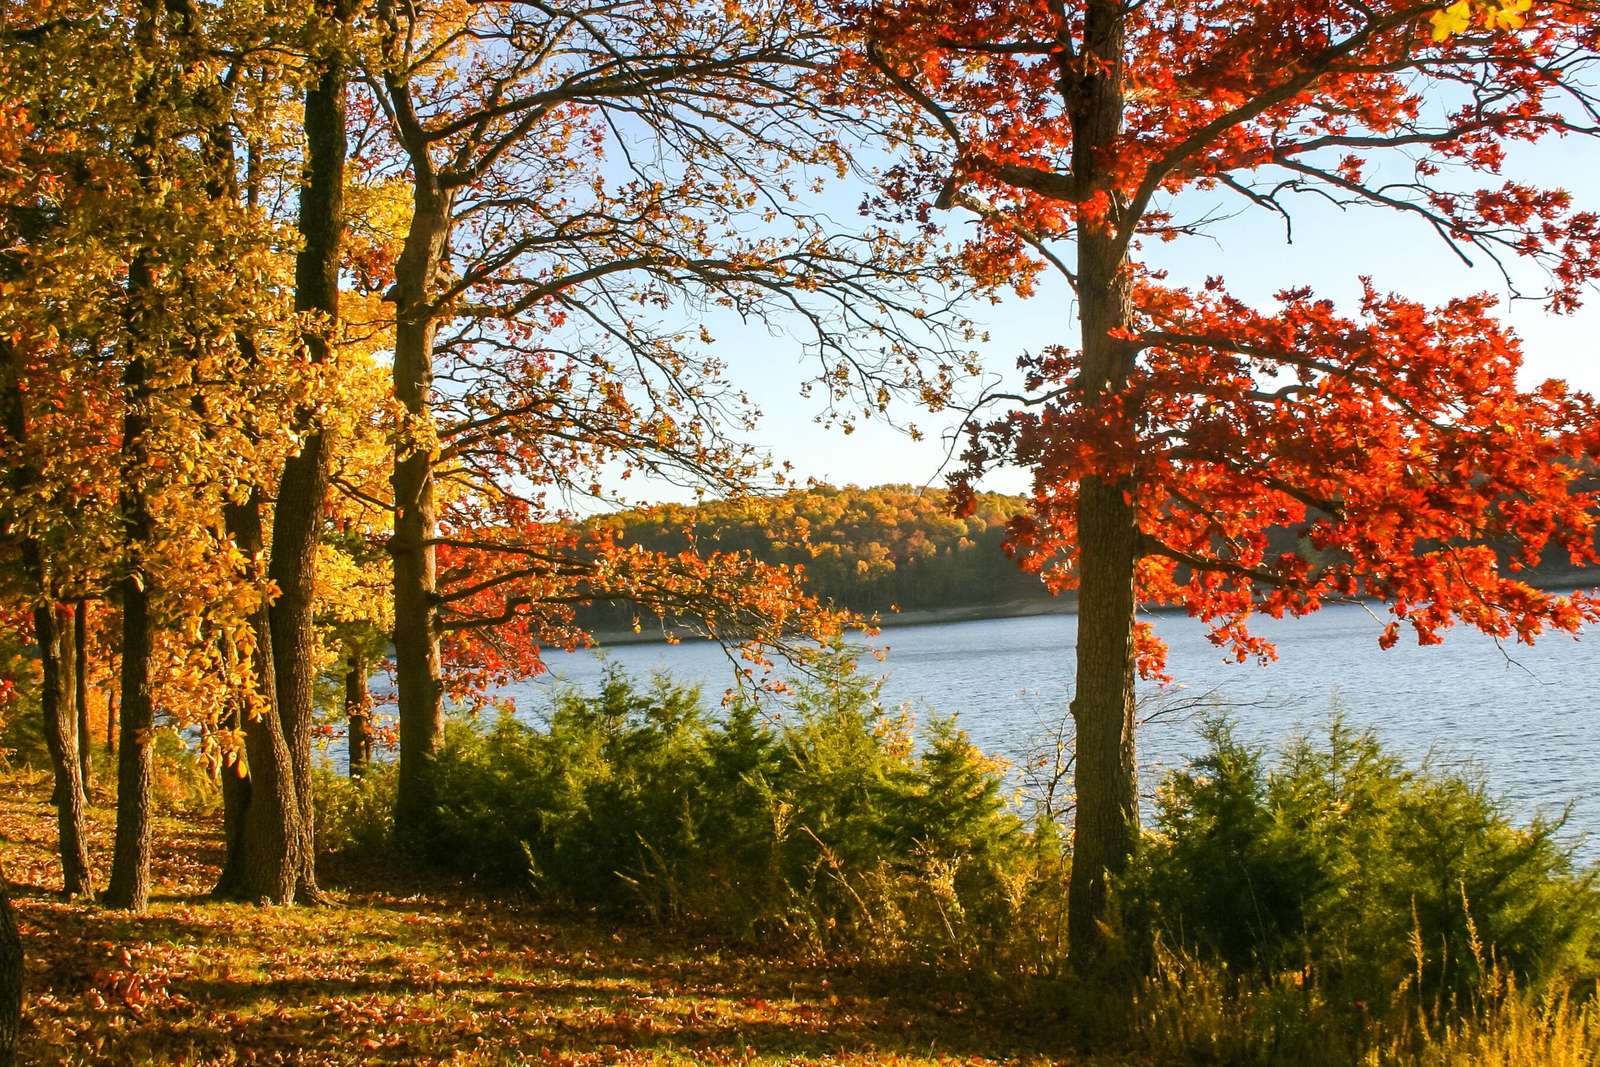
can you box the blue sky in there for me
[694,132,1600,501]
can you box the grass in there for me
[2,771,1106,1066]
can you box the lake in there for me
[485,603,1599,850]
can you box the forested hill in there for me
[587,485,1052,622]
[582,482,1600,631]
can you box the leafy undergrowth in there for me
[3,772,1105,1066]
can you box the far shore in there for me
[583,570,1598,649]
[586,596,1080,647]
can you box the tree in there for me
[0,7,134,902]
[256,0,359,903]
[37,0,311,911]
[209,0,362,906]
[860,0,1600,968]
[0,335,97,899]
[362,0,974,845]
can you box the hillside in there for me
[580,485,1053,630]
[577,483,1598,635]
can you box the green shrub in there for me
[314,761,396,860]
[336,646,1044,964]
[1136,715,1600,1006]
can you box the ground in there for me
[3,772,1106,1066]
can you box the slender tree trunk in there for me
[214,699,250,896]
[35,602,94,898]
[345,647,371,778]
[391,185,451,852]
[1064,0,1140,973]
[49,600,75,807]
[105,680,116,755]
[0,859,20,1067]
[0,338,94,898]
[74,599,90,797]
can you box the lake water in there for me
[488,603,1599,851]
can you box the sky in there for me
[686,132,1600,503]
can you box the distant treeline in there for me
[576,482,1600,635]
[581,484,1050,627]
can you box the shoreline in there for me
[583,596,1078,647]
[585,571,1599,649]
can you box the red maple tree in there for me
[857,0,1600,965]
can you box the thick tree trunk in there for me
[230,619,303,904]
[266,441,327,903]
[74,599,90,797]
[391,186,450,852]
[103,0,168,921]
[253,18,350,904]
[1065,475,1139,966]
[213,495,303,904]
[345,648,372,778]
[105,250,158,913]
[0,859,20,1067]
[1064,0,1140,973]
[106,15,161,902]
[105,536,156,911]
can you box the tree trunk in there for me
[35,602,94,898]
[105,681,116,754]
[74,599,90,798]
[1065,0,1140,973]
[212,495,303,905]
[105,534,156,911]
[230,609,303,904]
[391,184,451,852]
[345,648,371,778]
[0,859,21,1067]
[106,5,161,902]
[257,15,350,904]
[214,700,251,897]
[1065,475,1139,967]
[0,335,94,898]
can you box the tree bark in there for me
[1064,0,1140,973]
[252,5,351,904]
[105,1,162,911]
[214,698,251,897]
[74,599,90,798]
[229,608,303,904]
[0,336,95,899]
[390,183,451,852]
[212,495,303,905]
[35,602,94,898]
[345,647,371,778]
[0,859,21,1067]
[105,518,156,911]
